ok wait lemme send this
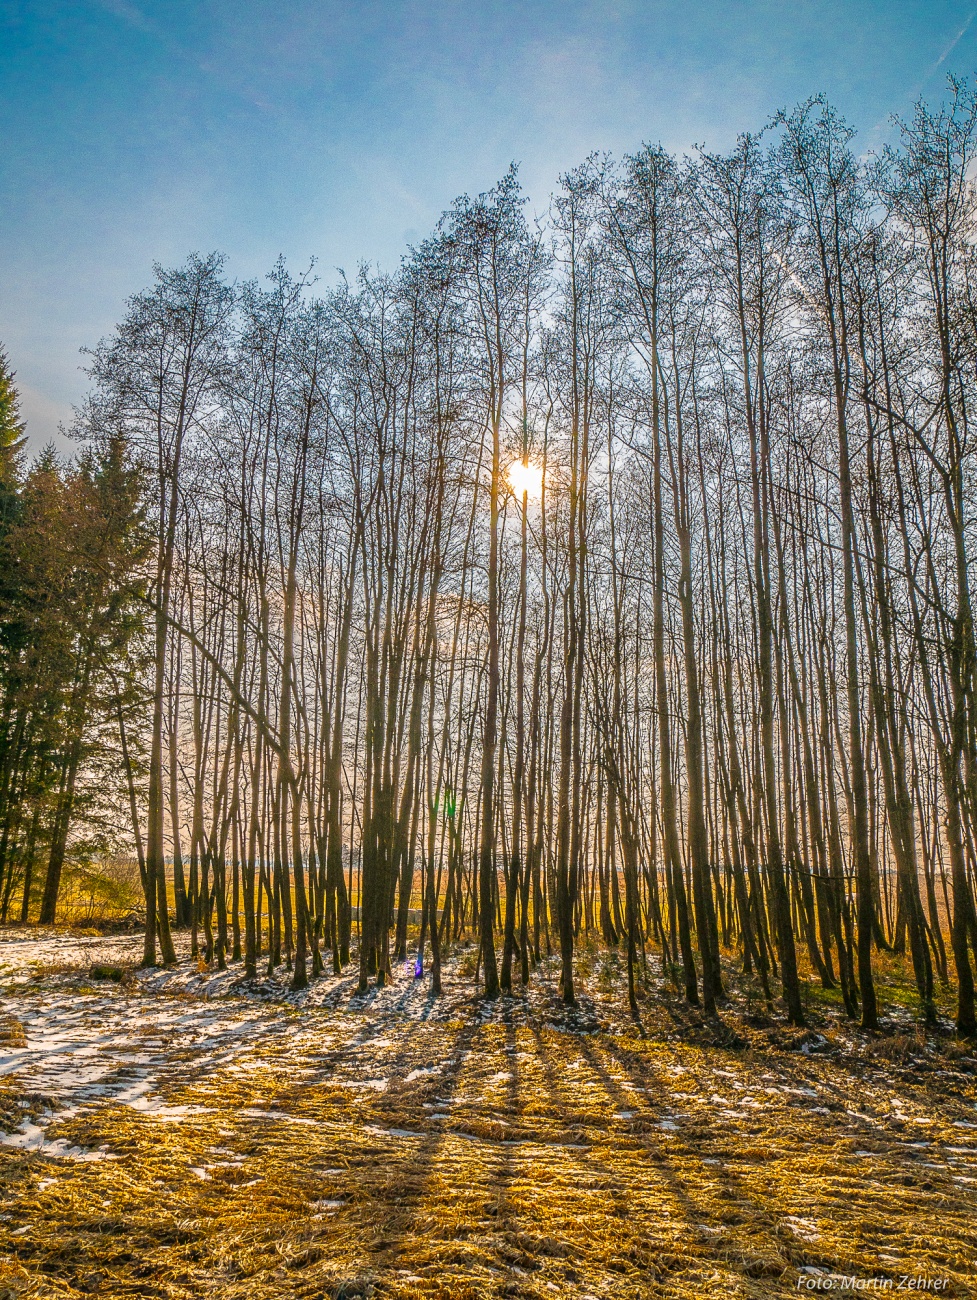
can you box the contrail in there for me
[861,7,977,154]
[924,6,977,83]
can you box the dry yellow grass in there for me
[0,935,975,1299]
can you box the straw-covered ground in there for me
[0,928,975,1300]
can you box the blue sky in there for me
[2,0,975,449]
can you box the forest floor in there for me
[0,928,975,1300]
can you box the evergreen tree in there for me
[0,345,152,922]
[0,348,26,534]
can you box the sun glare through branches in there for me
[507,457,544,500]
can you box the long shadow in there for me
[596,1034,856,1281]
[575,1033,732,1223]
[526,1021,629,1191]
[521,1020,755,1289]
[347,993,562,1289]
[453,1014,532,1279]
[313,1008,490,1278]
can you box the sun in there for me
[507,458,543,500]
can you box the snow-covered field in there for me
[0,929,490,1165]
[1,929,976,1299]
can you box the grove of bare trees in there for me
[6,85,977,1036]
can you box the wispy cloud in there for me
[925,6,977,84]
[93,0,155,36]
[862,6,977,154]
[91,0,281,116]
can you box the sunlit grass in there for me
[1,928,975,1298]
